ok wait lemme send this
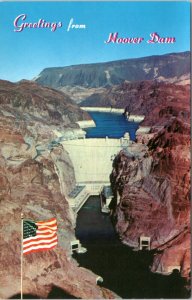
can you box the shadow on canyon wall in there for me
[10,286,79,299]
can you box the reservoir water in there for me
[74,197,189,299]
[85,112,139,139]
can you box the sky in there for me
[0,1,190,82]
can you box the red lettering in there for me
[147,32,159,43]
[105,32,118,44]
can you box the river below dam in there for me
[73,197,188,299]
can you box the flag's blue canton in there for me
[23,220,38,239]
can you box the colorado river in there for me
[73,196,189,298]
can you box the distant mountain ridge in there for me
[35,51,190,90]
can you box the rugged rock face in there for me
[81,80,190,124]
[0,81,118,299]
[0,79,90,126]
[35,51,190,89]
[111,118,190,281]
[35,51,190,101]
[0,138,117,298]
[81,71,191,289]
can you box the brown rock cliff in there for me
[111,118,190,281]
[0,81,118,299]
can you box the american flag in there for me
[23,218,58,255]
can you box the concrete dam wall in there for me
[62,138,124,183]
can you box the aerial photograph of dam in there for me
[0,1,190,299]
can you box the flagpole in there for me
[21,213,23,300]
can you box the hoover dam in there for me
[63,108,143,185]
[62,137,129,213]
[61,109,143,212]
[62,137,127,184]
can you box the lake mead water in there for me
[85,111,140,139]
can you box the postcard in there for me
[0,1,190,299]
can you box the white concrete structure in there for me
[81,106,124,114]
[62,138,124,183]
[96,276,104,284]
[53,128,87,139]
[166,266,181,274]
[76,119,96,128]
[136,126,151,135]
[68,186,90,212]
[63,137,127,213]
[128,114,145,122]
[139,236,151,250]
[154,265,181,276]
[100,186,113,213]
[67,184,104,213]
[70,239,87,254]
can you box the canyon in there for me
[105,81,190,286]
[111,118,190,278]
[80,76,190,284]
[0,50,191,298]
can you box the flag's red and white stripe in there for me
[23,218,58,255]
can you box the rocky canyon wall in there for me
[0,81,117,299]
[111,117,190,281]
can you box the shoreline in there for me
[81,106,124,114]
[76,119,96,129]
[81,106,145,123]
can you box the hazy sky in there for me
[0,1,190,82]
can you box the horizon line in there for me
[38,49,190,72]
